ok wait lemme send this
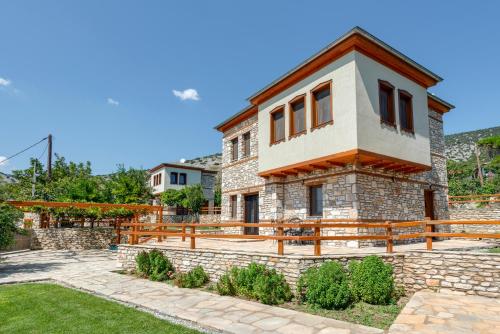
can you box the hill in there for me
[445,126,500,161]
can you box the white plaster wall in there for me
[258,52,358,173]
[151,167,202,195]
[354,52,431,166]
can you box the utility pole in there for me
[47,134,52,180]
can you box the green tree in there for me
[0,204,23,249]
[181,184,206,214]
[108,165,152,204]
[161,189,185,207]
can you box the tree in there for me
[181,184,206,214]
[161,189,185,207]
[108,165,152,204]
[0,204,23,249]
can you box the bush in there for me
[297,261,351,310]
[349,256,394,305]
[0,204,23,249]
[174,266,209,288]
[253,268,292,305]
[135,250,174,281]
[135,251,151,277]
[215,263,292,305]
[216,272,236,296]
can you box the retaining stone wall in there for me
[30,228,115,250]
[118,245,500,297]
[199,214,221,224]
[403,250,500,298]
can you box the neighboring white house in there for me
[149,161,219,207]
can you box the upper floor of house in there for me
[149,162,218,198]
[215,27,454,177]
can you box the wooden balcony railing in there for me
[200,206,221,215]
[116,219,500,256]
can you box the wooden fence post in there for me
[386,221,393,253]
[182,225,186,242]
[425,218,433,251]
[277,224,284,256]
[314,225,321,256]
[190,225,196,249]
[157,208,163,243]
[134,214,139,245]
[116,219,121,245]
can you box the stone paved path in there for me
[389,291,500,334]
[0,250,381,334]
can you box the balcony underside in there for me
[258,149,431,178]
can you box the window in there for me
[231,137,238,161]
[289,95,306,136]
[311,81,332,128]
[152,173,162,186]
[270,106,285,144]
[309,185,323,216]
[230,195,237,218]
[378,80,395,125]
[242,132,251,157]
[170,172,178,184]
[179,173,187,185]
[398,90,414,132]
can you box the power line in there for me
[0,137,48,166]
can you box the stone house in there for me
[214,27,454,247]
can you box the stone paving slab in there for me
[0,250,381,334]
[388,291,500,334]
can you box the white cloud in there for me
[172,88,200,101]
[107,97,119,106]
[0,77,11,87]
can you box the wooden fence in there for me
[116,218,500,256]
[448,193,500,205]
[200,206,221,215]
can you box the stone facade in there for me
[30,227,115,250]
[118,245,500,298]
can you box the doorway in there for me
[244,194,259,235]
[424,190,435,220]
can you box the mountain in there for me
[445,126,500,162]
[0,172,15,184]
[183,153,222,172]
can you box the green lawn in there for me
[0,283,201,334]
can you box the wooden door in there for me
[424,190,435,220]
[244,194,259,235]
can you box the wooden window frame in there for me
[242,132,251,157]
[153,173,162,186]
[170,172,178,185]
[378,79,396,127]
[310,80,333,130]
[270,105,286,145]
[231,137,239,161]
[398,89,414,133]
[179,173,187,185]
[288,94,307,139]
[309,184,323,217]
[230,195,237,218]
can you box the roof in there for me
[428,93,455,113]
[215,26,446,132]
[149,163,218,174]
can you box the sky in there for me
[1,0,499,175]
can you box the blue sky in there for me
[1,0,499,174]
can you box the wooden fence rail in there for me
[116,219,500,256]
[448,193,500,204]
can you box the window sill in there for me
[380,119,396,128]
[270,138,286,147]
[307,215,323,220]
[288,130,307,140]
[401,127,415,135]
[311,120,333,132]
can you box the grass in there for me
[0,283,201,334]
[282,297,408,330]
[487,247,500,253]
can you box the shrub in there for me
[0,204,23,249]
[297,261,351,310]
[232,263,266,298]
[253,268,292,305]
[149,250,175,281]
[349,255,394,305]
[216,272,236,296]
[135,251,151,277]
[174,266,209,288]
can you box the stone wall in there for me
[30,228,115,250]
[117,244,404,288]
[118,245,500,298]
[448,205,500,235]
[403,250,500,298]
[199,214,221,224]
